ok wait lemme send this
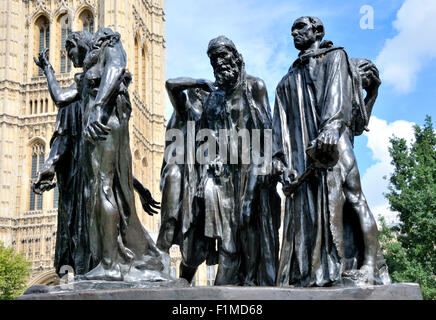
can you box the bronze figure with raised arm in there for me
[157,77,215,283]
[33,31,93,276]
[33,28,164,282]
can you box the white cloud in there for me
[372,204,399,228]
[376,0,436,93]
[361,116,415,225]
[164,0,338,119]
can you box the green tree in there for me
[0,242,31,300]
[379,115,436,300]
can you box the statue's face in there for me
[67,43,81,68]
[66,40,85,68]
[209,46,240,89]
[291,17,317,51]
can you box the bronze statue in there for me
[157,77,216,283]
[158,37,281,286]
[272,16,390,286]
[33,31,94,276]
[34,28,165,282]
[32,18,392,290]
[198,36,280,285]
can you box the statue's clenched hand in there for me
[282,169,299,197]
[316,128,339,154]
[33,164,56,195]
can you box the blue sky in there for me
[164,0,436,223]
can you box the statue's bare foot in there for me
[359,263,375,273]
[358,263,375,284]
[83,263,123,281]
[243,279,256,286]
[342,263,375,285]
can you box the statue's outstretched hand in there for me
[133,177,160,216]
[84,105,111,144]
[33,165,56,195]
[33,48,50,71]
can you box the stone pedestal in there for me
[16,282,422,300]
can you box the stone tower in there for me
[0,0,166,285]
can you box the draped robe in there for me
[52,75,94,275]
[158,93,216,268]
[81,30,168,279]
[273,47,356,286]
[200,73,281,285]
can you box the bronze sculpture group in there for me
[34,16,391,287]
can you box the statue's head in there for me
[207,36,244,90]
[291,16,325,51]
[66,31,93,68]
[91,28,121,48]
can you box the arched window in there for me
[30,142,45,211]
[142,46,147,100]
[59,14,72,74]
[53,184,59,209]
[34,16,50,76]
[133,150,140,176]
[142,157,148,168]
[79,10,94,33]
[134,36,139,93]
[45,237,51,255]
[206,265,216,286]
[30,101,33,114]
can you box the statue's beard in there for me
[214,64,240,90]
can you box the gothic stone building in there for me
[0,0,170,285]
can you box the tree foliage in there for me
[0,242,31,300]
[379,116,436,300]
